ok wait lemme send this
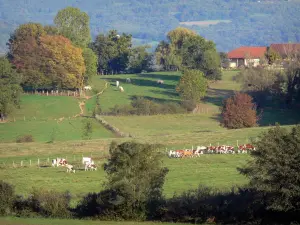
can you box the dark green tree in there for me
[54,7,91,48]
[92,30,132,74]
[103,141,168,220]
[127,45,151,73]
[176,69,207,103]
[82,119,93,140]
[0,57,22,121]
[82,48,98,82]
[239,125,300,213]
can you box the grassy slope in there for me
[0,95,114,142]
[0,217,191,225]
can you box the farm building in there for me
[270,43,300,59]
[227,46,267,68]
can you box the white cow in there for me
[157,79,164,84]
[116,80,119,87]
[85,162,97,171]
[52,158,67,167]
[82,157,92,165]
[119,86,124,92]
[66,164,75,173]
[84,85,92,91]
[126,78,131,83]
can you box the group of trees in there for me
[155,27,221,80]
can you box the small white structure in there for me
[126,78,131,83]
[116,81,119,87]
[119,86,124,92]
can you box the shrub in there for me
[239,125,300,216]
[221,92,259,129]
[29,189,71,218]
[0,180,15,215]
[16,134,34,143]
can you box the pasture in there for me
[0,154,249,201]
[0,217,191,225]
[0,95,115,142]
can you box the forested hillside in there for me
[0,0,300,53]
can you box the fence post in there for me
[47,158,49,164]
[37,158,40,166]
[13,161,15,167]
[237,140,239,147]
[21,161,23,167]
[73,155,75,161]
[30,160,31,166]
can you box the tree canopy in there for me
[176,69,207,103]
[8,23,85,89]
[240,125,300,213]
[0,57,22,120]
[54,7,91,48]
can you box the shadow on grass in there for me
[259,108,300,126]
[103,77,175,90]
[140,73,181,81]
[150,89,179,99]
[130,95,181,104]
[204,88,235,107]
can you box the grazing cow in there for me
[119,86,124,92]
[52,158,67,167]
[84,85,92,91]
[126,78,131,83]
[82,157,92,165]
[116,80,119,87]
[157,79,164,84]
[85,162,97,171]
[66,164,75,173]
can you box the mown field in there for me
[0,217,191,225]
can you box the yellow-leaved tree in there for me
[40,35,86,89]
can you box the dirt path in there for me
[54,82,108,121]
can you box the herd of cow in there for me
[51,157,97,173]
[168,144,256,158]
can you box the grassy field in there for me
[0,95,115,142]
[0,154,249,201]
[0,217,191,225]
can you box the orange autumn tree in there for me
[40,35,85,89]
[221,92,259,129]
[8,23,85,89]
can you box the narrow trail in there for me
[55,81,108,122]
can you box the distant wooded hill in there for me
[0,0,300,53]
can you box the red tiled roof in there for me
[270,43,300,58]
[227,46,267,59]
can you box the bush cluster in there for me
[16,134,34,143]
[107,97,189,116]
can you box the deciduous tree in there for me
[103,141,168,220]
[176,69,207,102]
[0,57,22,120]
[82,48,98,81]
[54,7,91,48]
[221,92,258,129]
[239,125,300,213]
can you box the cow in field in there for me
[85,162,97,171]
[82,157,92,165]
[66,164,75,173]
[119,86,124,92]
[116,80,119,87]
[157,79,164,84]
[126,78,131,83]
[52,158,67,167]
[84,85,92,91]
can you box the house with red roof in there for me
[227,46,267,68]
[270,43,300,59]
